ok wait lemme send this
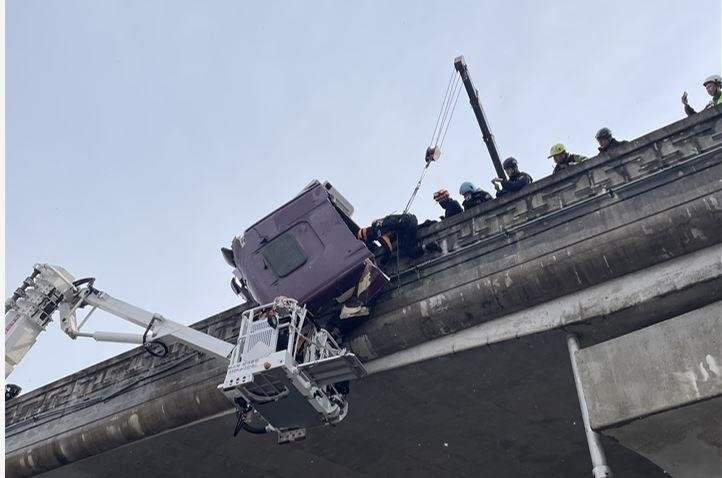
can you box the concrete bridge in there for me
[5,108,722,477]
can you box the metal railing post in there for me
[566,333,613,478]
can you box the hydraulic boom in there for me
[454,55,506,180]
[5,264,366,443]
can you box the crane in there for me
[5,264,366,444]
[454,55,506,180]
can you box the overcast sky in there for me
[6,0,721,392]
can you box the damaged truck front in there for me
[222,180,389,318]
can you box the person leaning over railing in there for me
[682,75,722,116]
[595,127,627,154]
[433,189,463,219]
[548,144,588,174]
[459,181,494,209]
[491,157,533,198]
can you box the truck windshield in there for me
[262,232,308,278]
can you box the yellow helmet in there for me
[548,143,566,158]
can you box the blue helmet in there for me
[459,181,475,196]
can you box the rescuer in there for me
[459,181,493,210]
[491,157,533,197]
[595,127,626,153]
[682,74,722,116]
[357,213,441,261]
[433,189,463,219]
[548,144,588,174]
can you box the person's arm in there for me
[501,176,530,192]
[682,91,696,117]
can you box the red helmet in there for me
[433,189,450,202]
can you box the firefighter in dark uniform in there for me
[595,127,627,153]
[459,182,493,211]
[492,157,533,197]
[357,213,441,261]
[433,189,463,218]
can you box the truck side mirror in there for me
[221,247,235,267]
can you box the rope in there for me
[403,162,431,214]
[439,78,463,148]
[402,65,462,214]
[434,74,460,147]
[429,70,456,147]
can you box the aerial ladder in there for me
[5,264,366,443]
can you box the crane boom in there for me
[5,264,366,443]
[5,264,233,382]
[454,55,507,180]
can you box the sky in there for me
[5,0,721,392]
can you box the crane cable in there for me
[403,68,463,214]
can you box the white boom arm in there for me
[6,264,366,443]
[5,264,233,379]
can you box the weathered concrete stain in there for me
[673,369,702,397]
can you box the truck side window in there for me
[262,232,307,278]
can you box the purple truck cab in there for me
[228,180,388,313]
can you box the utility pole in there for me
[454,55,506,180]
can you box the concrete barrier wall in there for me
[349,108,722,359]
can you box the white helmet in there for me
[703,74,722,87]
